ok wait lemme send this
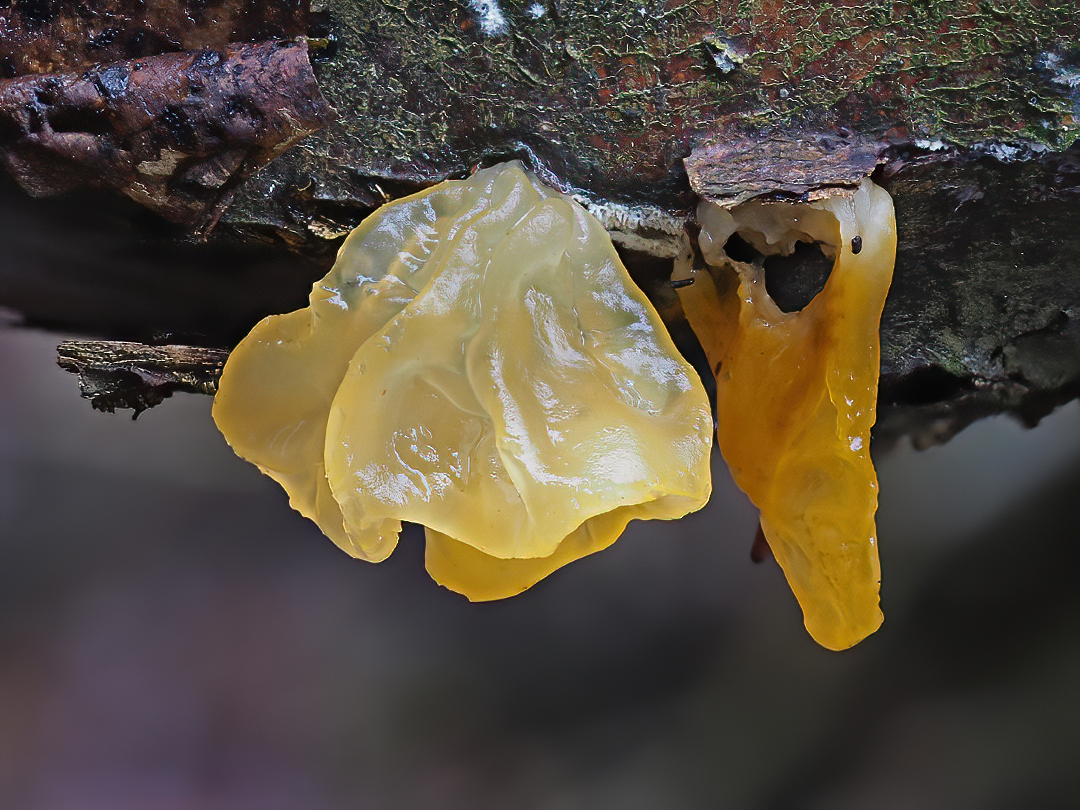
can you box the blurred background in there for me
[1,321,1079,809]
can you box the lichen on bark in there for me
[226,0,1080,240]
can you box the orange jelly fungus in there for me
[675,179,897,650]
[213,162,713,599]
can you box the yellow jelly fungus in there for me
[213,162,714,599]
[675,178,896,650]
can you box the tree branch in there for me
[56,340,228,418]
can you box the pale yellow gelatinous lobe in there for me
[325,169,714,581]
[677,179,896,650]
[213,191,456,558]
[214,162,714,598]
[212,169,505,560]
[423,512,629,602]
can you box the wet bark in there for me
[0,1,1078,446]
[56,340,228,417]
[0,40,332,229]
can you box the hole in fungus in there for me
[213,162,713,603]
[722,232,765,264]
[762,240,834,313]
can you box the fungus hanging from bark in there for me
[675,178,896,650]
[212,162,714,599]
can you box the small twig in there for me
[57,340,229,418]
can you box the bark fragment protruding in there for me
[56,340,229,417]
[685,132,889,205]
[0,40,333,230]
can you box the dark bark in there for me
[0,40,333,229]
[1,1,1078,446]
[684,131,888,205]
[0,0,308,76]
[56,340,228,417]
[224,0,1079,239]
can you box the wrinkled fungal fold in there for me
[213,162,714,599]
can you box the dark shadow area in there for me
[0,172,333,346]
[879,366,973,408]
[722,231,764,264]
[616,245,717,408]
[762,240,833,313]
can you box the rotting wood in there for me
[0,0,309,76]
[0,40,333,229]
[684,131,888,205]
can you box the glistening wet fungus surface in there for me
[213,162,714,601]
[677,180,896,649]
